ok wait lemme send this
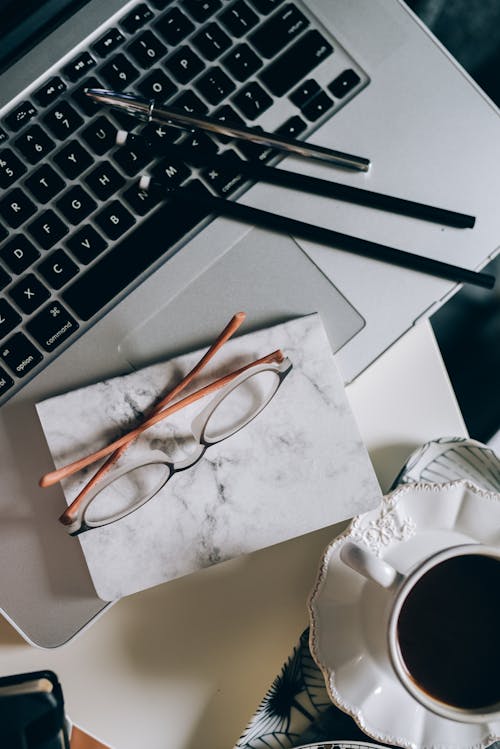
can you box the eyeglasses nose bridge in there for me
[171,442,206,472]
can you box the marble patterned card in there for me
[36,314,381,601]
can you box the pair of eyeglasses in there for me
[39,312,292,536]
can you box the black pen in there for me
[140,177,494,290]
[85,88,371,172]
[117,130,476,229]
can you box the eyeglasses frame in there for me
[66,356,292,535]
[39,311,291,537]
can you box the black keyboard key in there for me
[250,3,308,58]
[211,103,245,143]
[328,68,361,99]
[128,30,167,68]
[155,7,195,44]
[100,54,140,90]
[259,29,333,96]
[28,210,69,250]
[220,1,259,37]
[150,0,174,8]
[141,122,181,147]
[0,128,8,144]
[94,201,136,240]
[0,332,43,377]
[38,249,79,289]
[33,77,67,107]
[137,69,178,101]
[181,0,221,22]
[0,366,14,397]
[275,113,306,138]
[0,188,37,229]
[123,181,162,215]
[232,81,272,119]
[110,108,142,131]
[121,4,154,34]
[237,135,275,162]
[81,115,118,155]
[0,149,27,189]
[42,101,84,139]
[222,43,262,81]
[0,300,22,340]
[56,185,98,225]
[92,27,126,58]
[9,273,50,314]
[0,236,40,275]
[53,140,93,179]
[63,196,209,321]
[201,149,246,196]
[0,223,9,245]
[63,51,96,82]
[301,89,333,121]
[26,301,79,352]
[165,46,204,84]
[85,162,125,201]
[24,164,65,204]
[113,137,154,176]
[176,130,218,166]
[0,268,11,291]
[5,101,37,132]
[192,22,231,61]
[152,156,192,187]
[171,90,208,115]
[212,104,245,127]
[71,77,104,115]
[14,125,55,164]
[66,226,107,264]
[195,66,236,105]
[289,78,320,107]
[248,0,285,13]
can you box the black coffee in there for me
[397,553,500,710]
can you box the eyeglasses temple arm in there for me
[153,310,248,409]
[39,349,284,489]
[56,312,247,520]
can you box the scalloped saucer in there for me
[308,480,500,749]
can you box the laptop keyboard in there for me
[0,0,369,405]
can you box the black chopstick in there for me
[237,160,476,229]
[142,178,494,290]
[120,131,475,229]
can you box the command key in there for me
[26,301,79,352]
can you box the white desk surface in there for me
[0,320,467,749]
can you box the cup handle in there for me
[340,541,404,588]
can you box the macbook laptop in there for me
[1,0,499,647]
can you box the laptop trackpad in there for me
[118,229,364,370]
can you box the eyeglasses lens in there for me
[84,462,170,526]
[203,370,280,442]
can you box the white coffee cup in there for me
[340,541,500,723]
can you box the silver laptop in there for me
[1,0,499,647]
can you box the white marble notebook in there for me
[37,314,381,601]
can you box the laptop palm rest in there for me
[119,229,364,371]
